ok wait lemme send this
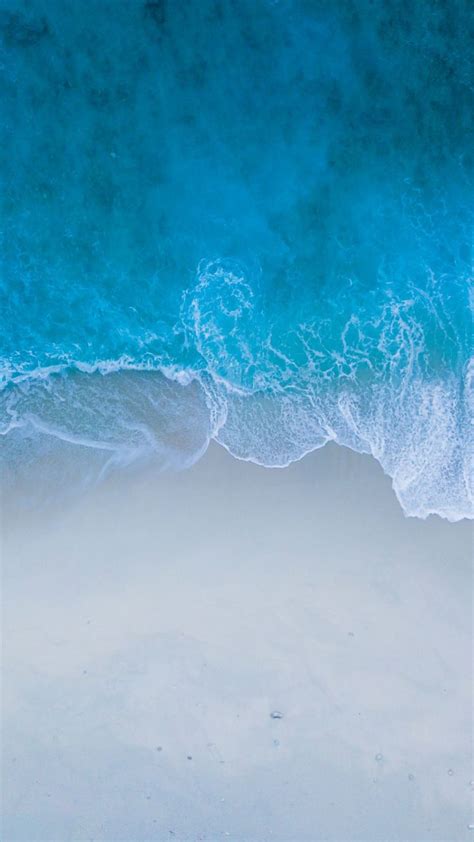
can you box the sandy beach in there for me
[2,442,472,841]
[2,1,472,839]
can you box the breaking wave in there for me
[2,257,472,520]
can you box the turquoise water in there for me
[1,0,472,518]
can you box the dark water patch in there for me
[0,9,49,47]
[143,1,167,31]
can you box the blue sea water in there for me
[1,0,472,519]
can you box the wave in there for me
[2,259,472,521]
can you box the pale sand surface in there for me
[2,443,473,841]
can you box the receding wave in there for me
[2,258,472,520]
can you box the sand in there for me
[2,443,472,841]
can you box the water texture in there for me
[1,0,473,518]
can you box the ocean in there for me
[1,0,472,519]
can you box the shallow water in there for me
[1,0,472,518]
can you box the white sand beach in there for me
[2,443,472,841]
